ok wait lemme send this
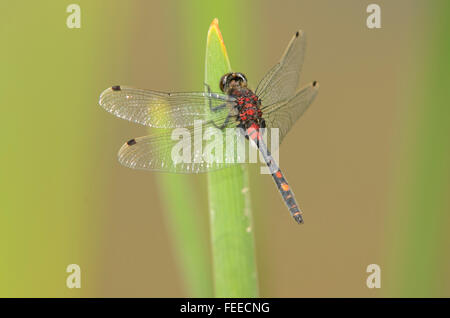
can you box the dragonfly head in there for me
[220,72,248,93]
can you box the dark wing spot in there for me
[313,81,317,87]
[127,139,137,146]
[295,31,299,37]
[112,85,121,91]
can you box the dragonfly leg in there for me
[204,83,213,110]
[204,83,228,112]
[211,102,227,112]
[218,113,233,129]
[208,111,234,130]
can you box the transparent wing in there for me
[255,31,306,106]
[262,82,319,146]
[118,123,250,174]
[99,86,235,128]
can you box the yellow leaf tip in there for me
[207,18,229,62]
[207,18,222,41]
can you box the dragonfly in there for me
[99,30,319,224]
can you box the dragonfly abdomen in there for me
[271,168,304,224]
[253,137,304,224]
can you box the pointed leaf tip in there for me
[207,18,229,63]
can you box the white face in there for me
[220,72,248,93]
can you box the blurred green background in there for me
[1,0,449,297]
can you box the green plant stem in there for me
[205,19,259,297]
[386,2,450,297]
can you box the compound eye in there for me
[219,73,231,92]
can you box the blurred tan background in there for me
[2,0,449,297]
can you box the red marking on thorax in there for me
[235,91,264,140]
[238,98,261,119]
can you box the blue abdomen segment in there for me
[248,132,304,224]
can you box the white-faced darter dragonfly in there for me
[99,31,319,224]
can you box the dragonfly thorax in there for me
[232,88,265,131]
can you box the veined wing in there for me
[255,31,306,106]
[262,81,319,145]
[118,125,249,173]
[99,86,235,128]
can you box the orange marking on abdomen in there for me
[281,183,290,191]
[293,211,302,216]
[275,171,282,178]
